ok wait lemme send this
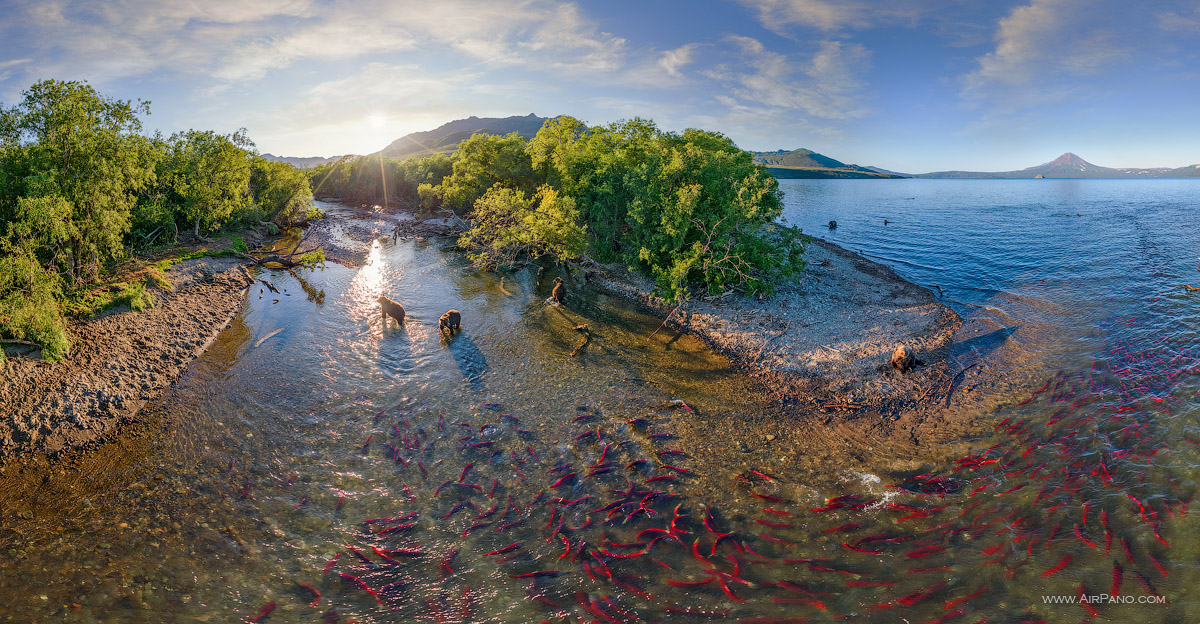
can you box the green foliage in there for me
[110,281,156,312]
[444,116,807,299]
[250,155,318,226]
[436,133,537,213]
[524,117,807,299]
[0,79,317,360]
[0,79,157,283]
[309,152,451,211]
[144,267,172,290]
[0,242,71,361]
[64,276,157,317]
[295,249,326,267]
[159,129,255,237]
[459,185,587,270]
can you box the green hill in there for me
[752,148,906,179]
[376,114,554,159]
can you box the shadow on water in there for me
[376,323,416,377]
[950,325,1019,363]
[446,332,488,392]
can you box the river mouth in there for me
[2,197,1197,623]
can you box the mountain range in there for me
[265,115,1199,179]
[915,152,1200,178]
[376,113,552,159]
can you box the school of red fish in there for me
[242,316,1198,623]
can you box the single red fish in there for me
[844,543,883,555]
[296,582,321,606]
[338,572,381,604]
[944,586,989,610]
[1073,524,1098,549]
[1042,554,1071,576]
[666,578,715,587]
[897,581,947,606]
[247,601,276,623]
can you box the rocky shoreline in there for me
[0,257,255,460]
[585,237,962,408]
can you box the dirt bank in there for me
[0,258,254,459]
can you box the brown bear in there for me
[891,343,915,373]
[378,295,405,328]
[439,309,461,336]
[551,277,565,304]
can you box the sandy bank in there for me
[0,258,254,459]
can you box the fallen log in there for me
[570,325,591,357]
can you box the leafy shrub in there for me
[458,184,587,269]
[0,246,71,361]
[110,281,155,312]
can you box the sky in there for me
[1,0,1198,173]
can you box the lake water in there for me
[1,182,1198,623]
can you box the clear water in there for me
[1,183,1198,623]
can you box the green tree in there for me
[0,79,157,283]
[162,129,254,238]
[458,184,586,269]
[435,132,537,213]
[519,117,807,299]
[249,155,318,227]
[0,243,70,361]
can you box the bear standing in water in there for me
[439,309,461,336]
[378,295,405,328]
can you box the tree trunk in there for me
[194,213,201,239]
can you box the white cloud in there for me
[659,44,700,78]
[961,0,1164,112]
[707,36,871,119]
[2,0,627,88]
[1158,5,1200,33]
[734,0,933,33]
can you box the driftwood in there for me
[244,226,319,268]
[0,339,39,347]
[260,279,280,294]
[254,328,284,348]
[823,403,863,410]
[649,303,684,338]
[569,325,590,357]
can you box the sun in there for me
[366,113,387,129]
